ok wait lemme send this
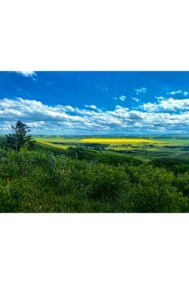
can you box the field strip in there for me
[79,138,164,144]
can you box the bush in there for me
[0,182,24,212]
[149,158,189,174]
[0,148,188,212]
[86,164,130,202]
[124,165,188,212]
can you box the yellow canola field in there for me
[80,138,162,144]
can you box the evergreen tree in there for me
[6,121,35,152]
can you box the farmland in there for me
[35,135,189,161]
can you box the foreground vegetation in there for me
[0,145,189,212]
[1,122,189,213]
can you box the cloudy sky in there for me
[0,71,189,135]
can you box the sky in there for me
[1,71,189,135]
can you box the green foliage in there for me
[124,165,188,212]
[0,182,24,212]
[86,164,129,202]
[66,147,142,166]
[173,172,189,196]
[0,144,188,212]
[6,121,35,152]
[149,158,189,174]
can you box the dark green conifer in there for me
[6,120,35,152]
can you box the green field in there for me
[35,135,189,161]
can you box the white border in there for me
[0,0,189,71]
[0,214,189,284]
[1,0,189,283]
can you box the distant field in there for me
[35,136,189,160]
[80,138,163,144]
[35,137,80,150]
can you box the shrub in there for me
[0,182,24,212]
[125,165,188,212]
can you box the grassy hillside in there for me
[0,136,188,212]
[0,135,189,212]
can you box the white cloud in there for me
[167,90,183,95]
[16,71,37,79]
[57,105,75,112]
[134,87,147,95]
[1,97,189,134]
[84,105,97,109]
[143,98,189,112]
[119,95,126,101]
[0,98,84,123]
[26,121,46,128]
[166,90,189,96]
[132,97,139,103]
[113,96,126,102]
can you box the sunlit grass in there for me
[35,140,69,150]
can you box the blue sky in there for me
[1,71,189,135]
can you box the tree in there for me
[6,121,35,152]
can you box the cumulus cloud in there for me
[143,98,189,112]
[1,97,189,134]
